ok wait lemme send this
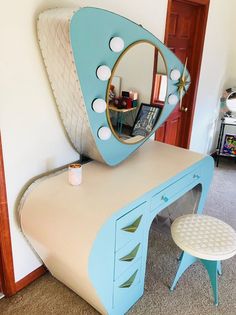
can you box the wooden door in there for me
[0,242,3,293]
[155,0,210,147]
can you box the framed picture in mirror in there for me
[222,134,236,156]
[131,103,162,138]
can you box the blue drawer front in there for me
[115,202,146,251]
[113,258,143,310]
[114,239,142,280]
[150,168,202,212]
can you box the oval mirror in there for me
[226,91,236,114]
[107,41,167,144]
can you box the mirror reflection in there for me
[226,91,236,114]
[107,41,167,143]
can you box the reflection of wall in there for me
[115,43,154,104]
[112,43,155,126]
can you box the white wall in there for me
[0,0,81,281]
[190,0,236,154]
[115,43,154,103]
[1,0,236,282]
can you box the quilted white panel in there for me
[171,214,236,261]
[37,8,104,162]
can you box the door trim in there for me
[0,133,16,296]
[163,0,210,148]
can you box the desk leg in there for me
[196,157,214,214]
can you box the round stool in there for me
[170,214,236,305]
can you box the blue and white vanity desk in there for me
[20,141,214,315]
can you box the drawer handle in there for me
[119,243,141,262]
[121,215,143,233]
[161,195,169,202]
[193,174,200,179]
[119,269,138,288]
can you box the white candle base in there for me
[68,163,82,186]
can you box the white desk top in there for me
[21,141,204,226]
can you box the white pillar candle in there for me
[68,163,82,186]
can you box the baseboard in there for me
[15,265,47,293]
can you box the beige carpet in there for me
[1,158,236,315]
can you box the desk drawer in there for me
[113,258,142,308]
[151,168,201,212]
[114,239,142,280]
[116,202,146,251]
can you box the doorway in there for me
[155,0,210,147]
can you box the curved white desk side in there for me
[20,141,214,314]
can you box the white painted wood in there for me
[19,141,204,313]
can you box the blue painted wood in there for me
[115,202,146,251]
[115,241,142,280]
[170,252,197,291]
[70,8,190,165]
[217,261,222,276]
[88,156,214,314]
[171,253,219,306]
[201,259,219,306]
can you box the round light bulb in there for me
[109,37,125,52]
[96,65,111,81]
[98,127,112,140]
[170,69,181,81]
[168,94,179,105]
[92,99,107,113]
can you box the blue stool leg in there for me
[200,259,218,306]
[217,261,222,276]
[177,251,184,261]
[170,252,197,291]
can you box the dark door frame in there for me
[163,0,210,148]
[0,133,15,296]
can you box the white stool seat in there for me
[171,214,236,261]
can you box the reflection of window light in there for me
[152,74,167,103]
[159,75,167,101]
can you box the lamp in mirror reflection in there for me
[168,94,179,105]
[97,65,111,81]
[98,126,112,140]
[110,37,125,52]
[92,99,107,113]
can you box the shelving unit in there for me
[216,117,236,167]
